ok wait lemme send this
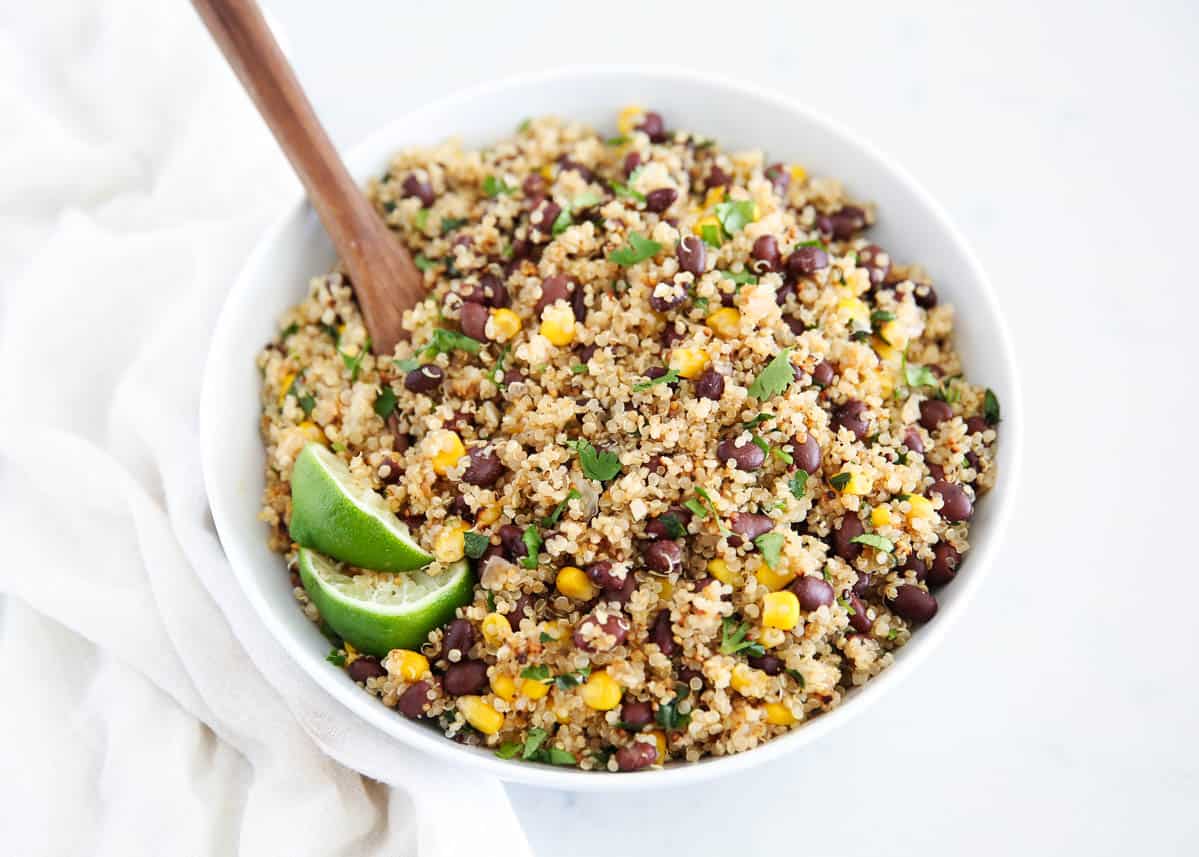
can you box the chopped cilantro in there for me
[786,668,806,688]
[984,388,1001,424]
[788,470,809,499]
[547,748,577,766]
[608,232,662,266]
[413,208,429,231]
[463,531,490,559]
[440,216,468,235]
[751,435,770,456]
[720,617,766,657]
[797,239,825,249]
[742,413,774,430]
[319,322,340,343]
[517,118,532,133]
[870,310,896,325]
[655,699,691,731]
[489,344,512,385]
[570,363,588,375]
[394,357,420,372]
[485,590,497,612]
[541,489,581,527]
[568,439,622,481]
[633,368,680,391]
[538,631,555,644]
[605,134,629,146]
[851,533,894,553]
[658,513,685,539]
[754,532,785,569]
[554,666,591,690]
[521,728,548,760]
[422,328,482,359]
[495,741,522,759]
[325,649,345,667]
[903,356,938,389]
[551,207,573,236]
[829,472,852,491]
[887,628,900,641]
[610,178,646,203]
[572,190,604,210]
[373,386,397,419]
[747,348,794,399]
[699,222,724,247]
[939,380,961,405]
[520,665,552,684]
[720,269,758,285]
[771,447,793,465]
[339,341,369,381]
[298,394,316,417]
[413,254,436,272]
[683,498,708,519]
[281,322,299,339]
[520,526,542,569]
[714,199,756,235]
[482,175,514,197]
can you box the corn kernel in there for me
[490,673,517,702]
[617,105,644,136]
[647,729,668,762]
[871,506,893,527]
[754,561,796,592]
[556,566,598,601]
[872,336,900,364]
[427,429,466,476]
[392,649,430,682]
[669,346,710,380]
[762,590,801,630]
[834,467,871,495]
[458,695,504,735]
[554,706,572,724]
[343,641,359,664]
[703,186,726,209]
[765,701,798,726]
[906,494,935,520]
[539,302,576,346]
[476,504,502,527]
[657,577,674,600]
[580,670,623,711]
[706,307,741,339]
[788,164,807,183]
[729,663,762,695]
[278,372,297,405]
[707,558,739,587]
[298,421,325,444]
[520,678,551,700]
[837,296,870,328]
[488,307,522,342]
[481,612,511,644]
[539,164,554,181]
[692,214,721,238]
[878,319,906,350]
[433,521,469,563]
[877,366,895,398]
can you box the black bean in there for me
[751,235,781,273]
[531,200,560,240]
[637,111,667,143]
[901,554,928,582]
[645,187,678,213]
[650,610,676,655]
[502,368,525,386]
[443,618,476,656]
[676,235,706,276]
[929,543,961,586]
[478,273,509,308]
[832,400,870,441]
[820,205,866,240]
[401,173,435,207]
[856,244,891,286]
[397,680,433,719]
[793,434,821,475]
[649,284,686,312]
[347,655,386,683]
[716,436,766,471]
[461,446,504,487]
[619,700,654,729]
[811,360,835,387]
[404,364,444,394]
[831,515,865,561]
[574,611,631,652]
[556,155,594,182]
[852,571,872,596]
[522,173,546,198]
[448,492,474,523]
[498,524,527,561]
[585,561,625,592]
[786,245,829,277]
[503,593,534,629]
[615,740,658,772]
[571,281,588,321]
[535,274,572,313]
[730,512,773,540]
[764,162,790,197]
[694,368,725,400]
[378,455,404,486]
[644,540,683,574]
[919,399,954,431]
[903,427,925,454]
[459,301,489,341]
[660,321,685,348]
[913,281,938,309]
[623,151,642,177]
[443,659,488,696]
[965,416,989,436]
[928,462,945,481]
[789,575,835,610]
[929,480,973,522]
[889,585,938,623]
[965,451,981,471]
[706,164,731,190]
[748,654,783,676]
[846,593,873,632]
[644,365,679,387]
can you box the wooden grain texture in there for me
[191,0,422,356]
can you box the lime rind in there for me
[288,443,433,571]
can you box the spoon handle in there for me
[192,0,421,356]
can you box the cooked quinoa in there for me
[257,109,1000,772]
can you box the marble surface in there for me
[239,1,1197,852]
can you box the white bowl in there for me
[201,66,1022,791]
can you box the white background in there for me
[254,1,1198,853]
[4,0,1196,854]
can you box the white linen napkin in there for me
[0,2,531,854]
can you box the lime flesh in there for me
[288,443,432,572]
[298,548,473,657]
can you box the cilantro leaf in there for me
[829,472,852,491]
[786,668,806,688]
[984,388,1001,425]
[754,532,785,569]
[554,666,591,690]
[297,394,316,417]
[423,328,481,359]
[413,208,430,231]
[682,498,708,519]
[547,748,577,766]
[520,665,552,684]
[788,470,809,499]
[658,513,686,539]
[771,447,793,465]
[325,649,346,667]
[870,310,896,325]
[610,179,646,203]
[551,207,573,236]
[714,199,756,235]
[719,269,758,285]
[520,526,542,569]
[903,354,938,389]
[281,322,299,339]
[571,364,588,375]
[851,533,894,552]
[606,134,629,146]
[495,741,522,759]
[414,254,436,272]
[517,118,532,133]
[521,727,548,760]
[464,531,490,559]
[339,341,369,381]
[720,617,766,657]
[374,386,397,419]
[483,175,514,197]
[440,216,468,235]
[541,489,581,527]
[633,368,680,391]
[655,699,691,732]
[747,348,795,400]
[608,232,662,266]
[742,413,774,430]
[538,631,555,643]
[569,439,622,482]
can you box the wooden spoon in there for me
[191,0,423,357]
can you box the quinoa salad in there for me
[257,108,1000,772]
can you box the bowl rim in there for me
[201,64,1023,791]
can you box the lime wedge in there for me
[289,443,432,571]
[298,548,474,657]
